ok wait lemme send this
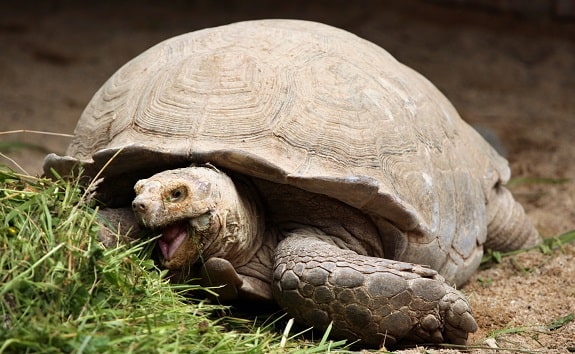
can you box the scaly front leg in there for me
[199,257,274,303]
[272,234,477,348]
[96,207,146,246]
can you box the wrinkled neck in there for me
[202,175,265,267]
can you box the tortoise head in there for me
[132,166,232,272]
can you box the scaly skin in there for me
[273,235,478,347]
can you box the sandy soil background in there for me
[1,1,574,352]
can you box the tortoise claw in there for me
[439,289,478,345]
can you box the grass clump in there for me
[0,167,347,353]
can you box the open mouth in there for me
[157,221,189,260]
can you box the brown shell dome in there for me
[44,19,515,285]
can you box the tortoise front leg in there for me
[97,207,146,246]
[272,234,477,348]
[199,257,274,303]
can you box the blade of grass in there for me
[547,313,574,331]
[482,229,575,266]
[0,129,73,138]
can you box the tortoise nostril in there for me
[132,200,146,212]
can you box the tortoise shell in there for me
[43,19,529,286]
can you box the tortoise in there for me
[43,19,540,347]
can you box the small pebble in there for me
[485,337,499,348]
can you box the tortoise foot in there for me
[439,286,478,344]
[272,234,477,348]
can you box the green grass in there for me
[0,167,348,353]
[480,229,575,268]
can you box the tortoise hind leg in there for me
[485,185,541,252]
[272,233,477,348]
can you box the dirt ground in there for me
[1,1,574,352]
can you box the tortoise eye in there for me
[169,187,187,202]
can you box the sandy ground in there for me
[1,1,574,352]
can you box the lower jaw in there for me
[160,253,191,270]
[158,243,201,271]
